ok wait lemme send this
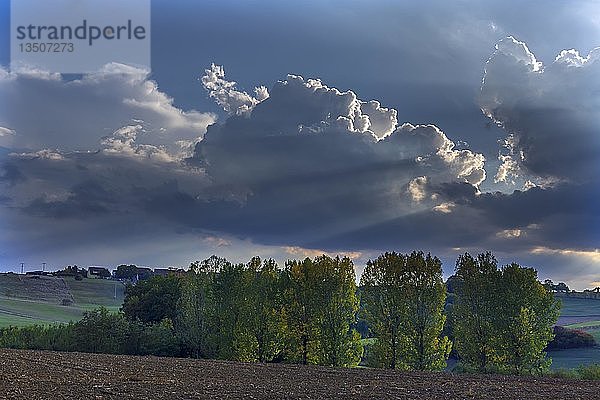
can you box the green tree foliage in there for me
[122,275,181,324]
[453,252,500,373]
[445,275,461,295]
[360,252,407,369]
[175,255,287,362]
[0,251,563,377]
[212,260,254,361]
[138,318,180,356]
[403,251,452,370]
[360,252,450,370]
[73,307,134,354]
[175,256,222,358]
[312,255,362,367]
[0,323,75,351]
[282,255,362,367]
[496,263,560,374]
[282,257,320,364]
[114,264,140,280]
[453,253,560,374]
[244,256,285,362]
[0,308,180,357]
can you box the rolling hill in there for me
[0,273,125,327]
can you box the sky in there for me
[0,0,599,289]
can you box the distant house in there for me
[25,270,56,277]
[55,265,88,278]
[154,268,186,277]
[136,267,154,281]
[88,266,111,279]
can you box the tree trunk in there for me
[302,334,308,365]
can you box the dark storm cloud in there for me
[150,0,600,164]
[2,49,598,258]
[0,65,215,153]
[1,11,599,288]
[23,181,113,219]
[187,57,599,259]
[0,65,487,260]
[0,163,26,186]
[190,69,487,244]
[480,36,600,183]
[3,147,214,220]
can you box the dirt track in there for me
[0,349,598,399]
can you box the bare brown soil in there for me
[0,349,598,399]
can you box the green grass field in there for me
[557,296,600,316]
[567,320,600,329]
[558,297,600,345]
[548,348,600,370]
[0,274,125,328]
[64,276,124,310]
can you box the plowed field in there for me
[0,349,598,399]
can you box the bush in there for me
[0,308,182,357]
[577,364,600,380]
[72,307,137,354]
[0,324,75,352]
[546,326,596,350]
[549,364,600,380]
[548,368,579,379]
[139,318,180,357]
[122,275,181,324]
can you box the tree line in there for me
[0,251,560,374]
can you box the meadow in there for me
[0,274,124,327]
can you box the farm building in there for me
[154,268,186,277]
[88,266,111,279]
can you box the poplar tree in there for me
[175,255,223,359]
[312,255,362,367]
[212,261,253,361]
[360,251,450,370]
[282,255,362,366]
[453,252,500,372]
[282,257,321,364]
[453,253,559,373]
[403,251,452,370]
[245,256,285,362]
[496,263,559,374]
[360,252,409,369]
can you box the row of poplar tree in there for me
[121,251,559,374]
